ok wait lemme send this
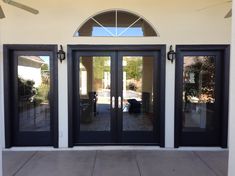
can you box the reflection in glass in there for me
[183,56,216,131]
[93,11,116,36]
[117,11,139,35]
[79,56,111,131]
[18,56,50,131]
[120,19,157,37]
[78,19,113,37]
[122,56,154,131]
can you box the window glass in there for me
[182,56,216,131]
[78,18,113,37]
[122,56,154,131]
[79,56,111,131]
[18,56,50,131]
[117,11,140,35]
[120,19,157,36]
[93,11,116,36]
[76,10,157,37]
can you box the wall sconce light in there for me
[167,45,176,63]
[57,45,66,63]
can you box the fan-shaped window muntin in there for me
[75,10,158,37]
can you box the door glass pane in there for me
[79,56,111,131]
[183,56,216,131]
[122,56,154,131]
[18,56,50,131]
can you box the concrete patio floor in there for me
[3,150,228,176]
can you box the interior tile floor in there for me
[3,150,228,176]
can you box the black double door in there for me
[72,49,165,145]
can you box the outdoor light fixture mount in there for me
[167,45,176,63]
[57,45,66,63]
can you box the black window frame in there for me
[3,44,58,148]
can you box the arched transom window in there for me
[75,10,158,37]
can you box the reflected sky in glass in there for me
[92,27,144,37]
[40,56,50,67]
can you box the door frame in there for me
[174,45,230,148]
[67,45,166,147]
[3,44,58,148]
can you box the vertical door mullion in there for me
[75,53,81,142]
[111,52,117,143]
[214,52,222,133]
[178,53,184,145]
[13,52,19,144]
[153,52,159,141]
[117,51,123,143]
[48,52,54,143]
[176,51,188,147]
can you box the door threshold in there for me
[3,146,228,152]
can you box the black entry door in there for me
[117,51,161,143]
[175,45,229,147]
[71,46,165,146]
[4,45,58,147]
[73,51,116,143]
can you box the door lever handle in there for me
[118,96,122,109]
[112,96,115,109]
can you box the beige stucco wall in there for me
[0,0,232,148]
[0,0,231,44]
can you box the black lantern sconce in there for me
[57,45,66,63]
[167,45,176,63]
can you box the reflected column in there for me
[81,57,93,94]
[142,57,153,113]
[79,56,111,132]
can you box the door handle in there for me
[112,96,115,109]
[118,96,122,109]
